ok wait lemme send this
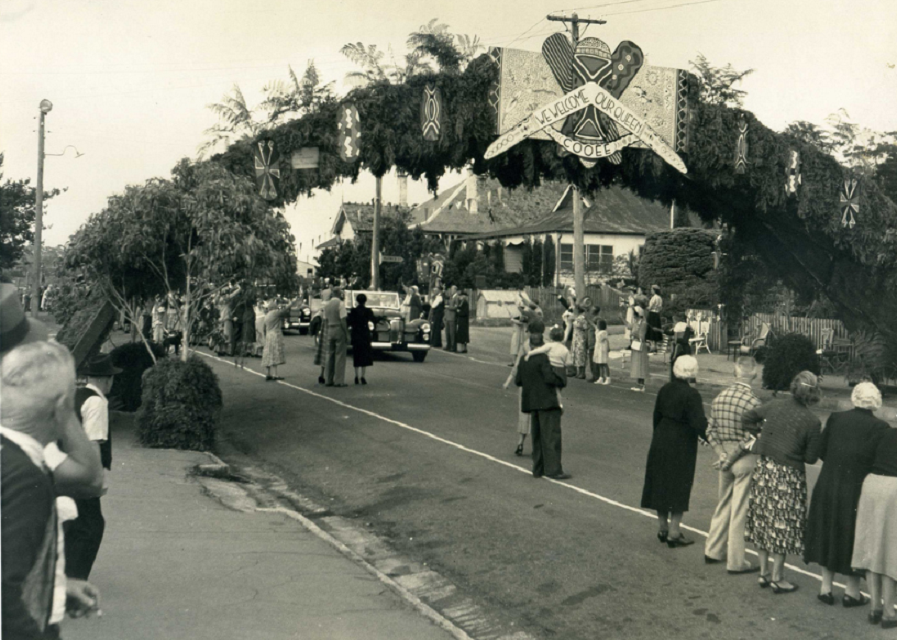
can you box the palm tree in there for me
[198,84,266,158]
[262,60,334,122]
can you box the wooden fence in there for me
[524,285,624,326]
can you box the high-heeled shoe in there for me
[318,375,325,385]
[770,581,799,594]
[361,377,367,385]
[514,444,524,457]
[657,530,668,543]
[355,376,359,385]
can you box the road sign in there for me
[380,255,403,264]
[290,147,320,169]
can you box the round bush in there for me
[108,342,167,412]
[761,333,821,391]
[136,355,223,451]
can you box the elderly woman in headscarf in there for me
[625,296,650,392]
[744,371,823,594]
[641,355,708,548]
[805,382,890,608]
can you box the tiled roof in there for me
[336,202,411,234]
[315,236,342,250]
[410,178,570,235]
[465,185,685,240]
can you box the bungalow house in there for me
[315,201,412,250]
[466,185,702,287]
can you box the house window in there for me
[560,244,613,273]
[560,243,573,271]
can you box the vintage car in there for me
[345,290,431,362]
[283,297,320,334]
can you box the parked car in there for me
[344,290,432,362]
[283,297,320,334]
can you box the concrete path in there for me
[64,415,457,640]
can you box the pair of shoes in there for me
[666,534,695,548]
[514,444,524,457]
[868,610,883,625]
[318,376,325,384]
[882,617,897,630]
[704,555,723,565]
[657,530,669,543]
[758,573,771,588]
[355,376,360,385]
[361,378,367,385]
[594,378,605,385]
[817,592,835,606]
[770,581,799,594]
[727,564,760,575]
[546,473,572,480]
[602,379,611,385]
[265,375,273,381]
[842,594,870,608]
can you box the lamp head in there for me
[39,99,53,114]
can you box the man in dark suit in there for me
[516,320,570,480]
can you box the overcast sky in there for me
[2,0,895,260]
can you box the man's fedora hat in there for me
[0,283,49,354]
[79,353,123,378]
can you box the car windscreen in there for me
[359,293,400,309]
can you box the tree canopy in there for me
[0,153,62,271]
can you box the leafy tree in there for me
[261,60,334,122]
[689,53,753,108]
[783,120,832,153]
[638,229,718,318]
[520,239,534,286]
[198,85,267,158]
[0,153,62,271]
[67,159,298,361]
[531,238,543,287]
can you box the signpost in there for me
[379,255,403,264]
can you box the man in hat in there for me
[515,319,570,480]
[64,353,121,582]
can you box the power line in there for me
[592,0,725,16]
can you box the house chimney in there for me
[466,168,478,214]
[397,171,408,207]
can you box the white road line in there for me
[198,350,855,593]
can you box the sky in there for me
[2,0,895,262]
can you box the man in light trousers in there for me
[323,288,349,387]
[704,360,762,574]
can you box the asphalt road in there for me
[203,327,881,640]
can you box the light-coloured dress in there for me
[572,314,589,367]
[630,318,649,381]
[593,329,610,364]
[261,309,288,367]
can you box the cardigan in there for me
[743,397,822,472]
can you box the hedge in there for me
[761,333,821,391]
[108,342,167,412]
[136,355,222,451]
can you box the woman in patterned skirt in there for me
[743,371,823,594]
[571,306,589,379]
[261,299,289,381]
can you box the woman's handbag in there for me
[631,340,642,352]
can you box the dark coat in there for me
[641,379,708,513]
[515,352,567,412]
[409,294,422,321]
[428,297,444,347]
[455,296,470,344]
[804,408,890,575]
[347,305,375,368]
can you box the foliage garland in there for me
[212,53,897,348]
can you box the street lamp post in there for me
[31,99,52,316]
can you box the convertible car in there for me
[340,290,431,362]
[283,297,320,334]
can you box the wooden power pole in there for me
[32,100,52,316]
[546,13,605,302]
[371,176,382,289]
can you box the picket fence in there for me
[524,285,624,326]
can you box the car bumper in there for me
[286,320,311,329]
[371,342,431,352]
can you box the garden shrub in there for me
[136,355,222,451]
[108,342,166,412]
[761,333,821,391]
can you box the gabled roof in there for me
[331,202,410,236]
[315,236,342,250]
[410,178,570,235]
[465,185,682,240]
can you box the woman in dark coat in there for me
[805,382,890,607]
[347,293,375,385]
[641,355,708,548]
[428,287,444,348]
[455,290,470,352]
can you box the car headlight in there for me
[302,309,311,316]
[368,321,375,331]
[421,323,431,333]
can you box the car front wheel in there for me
[412,351,427,363]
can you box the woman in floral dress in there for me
[572,306,589,379]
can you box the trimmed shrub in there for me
[108,342,166,412]
[638,228,719,318]
[136,355,222,451]
[761,333,821,391]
